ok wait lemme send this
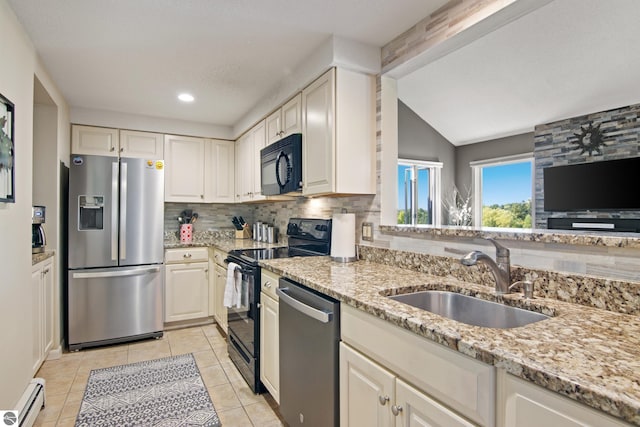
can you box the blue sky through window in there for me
[482,161,532,206]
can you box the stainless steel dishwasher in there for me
[277,277,340,427]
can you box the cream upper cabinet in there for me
[205,139,235,203]
[119,129,164,159]
[164,134,206,202]
[72,125,119,156]
[235,132,253,202]
[266,93,302,144]
[72,125,163,158]
[302,68,375,196]
[31,256,54,375]
[260,269,280,403]
[235,119,266,202]
[497,371,633,427]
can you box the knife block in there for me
[235,226,252,239]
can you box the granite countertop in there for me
[260,256,640,426]
[32,250,55,265]
[164,237,286,253]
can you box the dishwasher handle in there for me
[276,287,333,323]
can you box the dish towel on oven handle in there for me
[224,262,242,308]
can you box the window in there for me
[471,154,533,229]
[397,159,442,226]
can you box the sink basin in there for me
[388,291,549,328]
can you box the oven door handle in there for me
[276,287,332,323]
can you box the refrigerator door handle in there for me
[72,266,161,279]
[120,161,127,260]
[111,162,119,261]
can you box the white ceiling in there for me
[398,0,640,146]
[8,0,449,128]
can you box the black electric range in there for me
[225,218,332,393]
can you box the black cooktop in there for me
[228,218,332,265]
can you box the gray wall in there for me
[398,100,456,197]
[455,132,534,191]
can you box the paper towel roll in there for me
[331,213,357,262]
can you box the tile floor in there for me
[33,324,284,426]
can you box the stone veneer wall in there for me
[359,246,640,315]
[534,103,640,228]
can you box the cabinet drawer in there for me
[212,248,227,267]
[261,269,280,300]
[342,305,494,426]
[165,247,208,264]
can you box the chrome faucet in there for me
[461,238,511,294]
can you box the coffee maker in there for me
[32,205,47,254]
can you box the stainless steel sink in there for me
[388,290,550,328]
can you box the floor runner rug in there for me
[75,353,221,427]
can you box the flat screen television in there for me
[543,157,640,211]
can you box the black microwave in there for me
[260,133,302,196]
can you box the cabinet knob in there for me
[264,281,271,288]
[391,405,403,416]
[110,146,115,152]
[120,147,124,152]
[184,253,192,258]
[200,194,204,199]
[257,303,261,308]
[378,395,389,406]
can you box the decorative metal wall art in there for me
[570,122,606,156]
[0,93,15,203]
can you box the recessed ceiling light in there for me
[178,93,194,102]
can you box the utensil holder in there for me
[180,224,193,244]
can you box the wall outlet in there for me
[362,222,374,241]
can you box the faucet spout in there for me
[460,240,511,294]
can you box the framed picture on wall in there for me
[0,93,15,203]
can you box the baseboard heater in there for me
[547,217,640,232]
[16,378,45,427]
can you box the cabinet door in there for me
[164,135,206,202]
[251,120,267,201]
[31,265,43,375]
[260,292,280,403]
[205,139,235,203]
[302,69,335,195]
[235,133,253,202]
[71,125,119,156]
[119,130,163,159]
[498,372,630,427]
[214,264,228,333]
[164,262,209,322]
[281,93,302,137]
[340,343,395,427]
[266,109,282,145]
[42,258,54,355]
[395,379,476,427]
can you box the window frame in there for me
[397,158,443,226]
[470,153,534,229]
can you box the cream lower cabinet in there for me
[260,269,280,402]
[341,305,494,426]
[341,343,475,427]
[31,256,54,375]
[210,248,228,333]
[164,248,209,322]
[497,370,633,427]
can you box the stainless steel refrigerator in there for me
[67,154,164,351]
